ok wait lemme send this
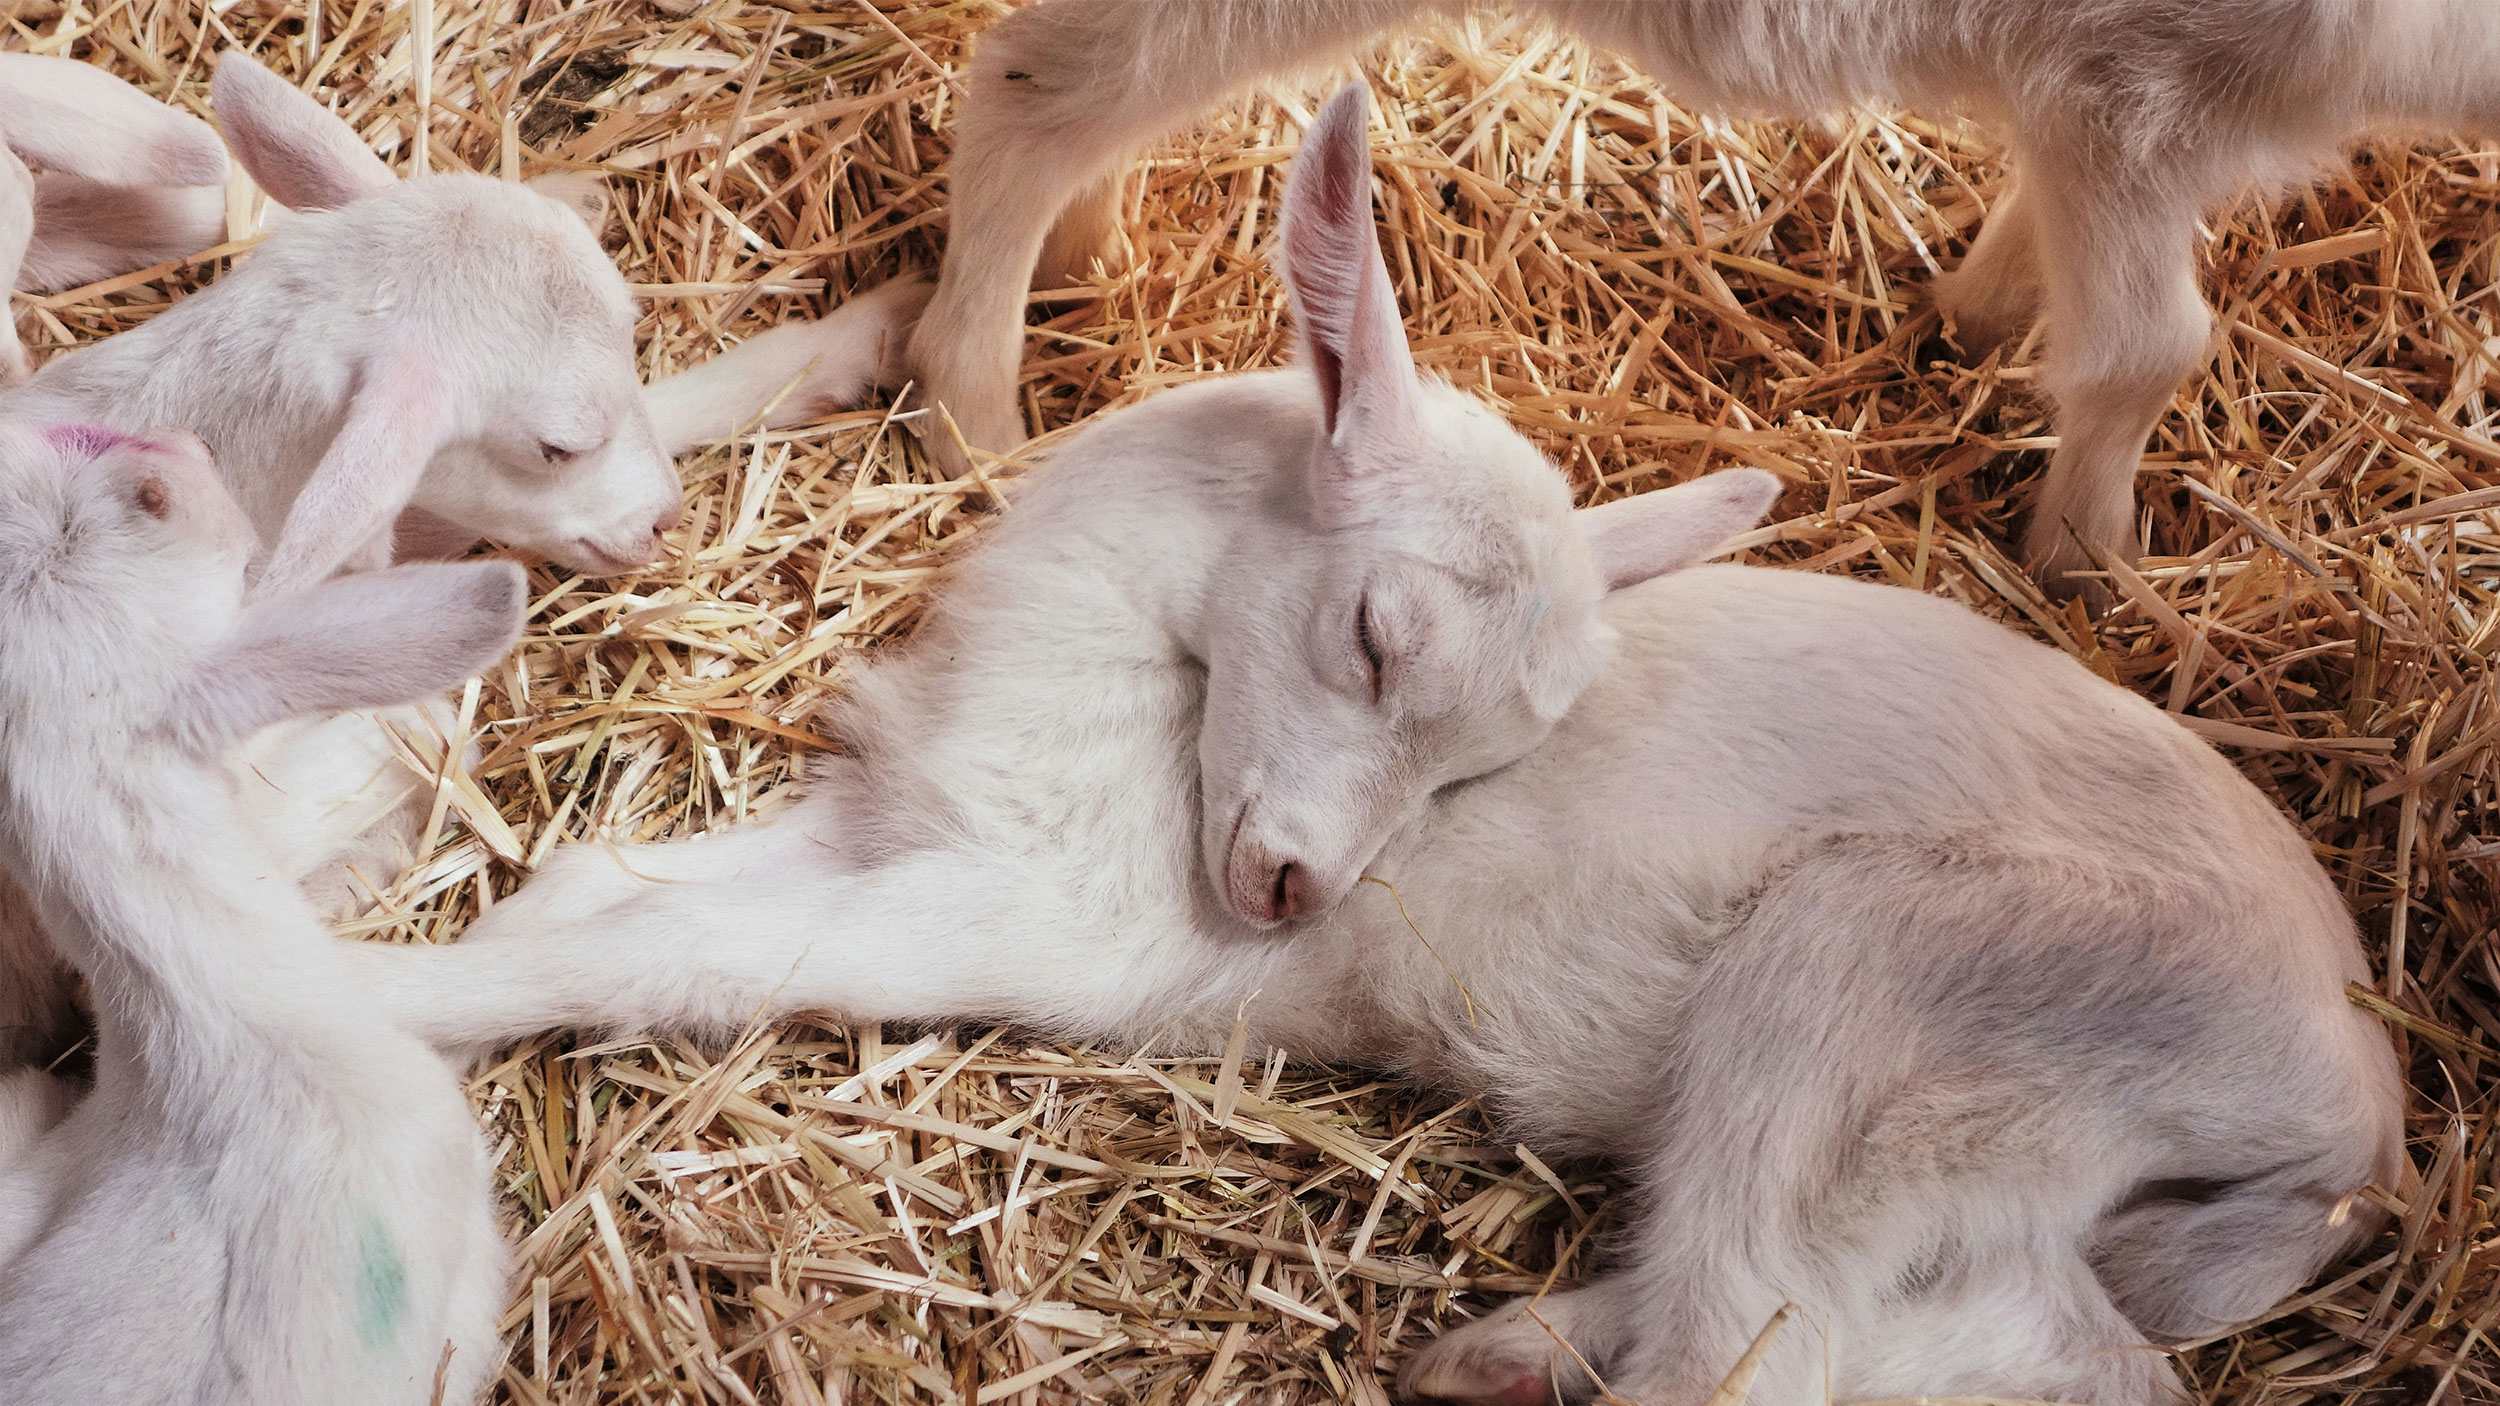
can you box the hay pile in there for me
[10,1,2499,1401]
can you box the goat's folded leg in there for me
[1930,173,2042,357]
[2016,152,2213,599]
[17,176,227,295]
[1032,170,1128,290]
[0,139,31,387]
[0,52,229,297]
[909,0,1437,472]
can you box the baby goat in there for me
[6,52,919,595]
[0,50,923,1070]
[0,421,521,1403]
[364,87,2404,1405]
[910,0,2500,590]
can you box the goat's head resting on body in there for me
[208,53,679,596]
[1198,84,1781,929]
[0,418,524,855]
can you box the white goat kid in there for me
[910,0,2500,590]
[366,87,2402,1404]
[0,50,923,1070]
[0,421,520,1403]
[0,53,231,383]
[5,51,904,595]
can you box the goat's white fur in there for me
[363,86,2404,1405]
[0,51,923,1073]
[907,0,2500,589]
[0,420,518,1403]
[0,54,232,383]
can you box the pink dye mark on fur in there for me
[43,424,132,459]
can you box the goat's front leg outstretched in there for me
[2016,147,2214,597]
[449,807,840,949]
[356,837,1207,1057]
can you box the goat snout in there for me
[1225,836,1315,927]
[1271,861,1313,922]
[652,501,686,536]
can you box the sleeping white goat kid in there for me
[0,51,923,1071]
[362,87,2404,1405]
[0,53,232,382]
[911,0,2500,589]
[0,421,520,1403]
[6,51,919,596]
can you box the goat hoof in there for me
[2023,527,2120,612]
[1396,1305,1591,1405]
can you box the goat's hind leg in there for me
[1398,1278,1647,1406]
[1401,858,2190,1404]
[1033,171,1128,289]
[643,278,932,454]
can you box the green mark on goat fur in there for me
[357,1218,408,1347]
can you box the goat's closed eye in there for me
[537,441,578,466]
[1355,595,1386,701]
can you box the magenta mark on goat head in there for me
[43,424,133,460]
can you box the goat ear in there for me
[211,53,394,211]
[0,52,228,188]
[1279,82,1419,477]
[179,561,525,754]
[254,356,449,597]
[1576,470,1782,591]
[526,171,610,234]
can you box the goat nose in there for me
[1271,862,1312,922]
[653,501,685,535]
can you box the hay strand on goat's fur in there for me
[13,1,2500,1400]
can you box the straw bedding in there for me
[8,1,2498,1401]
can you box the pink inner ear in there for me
[43,423,130,459]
